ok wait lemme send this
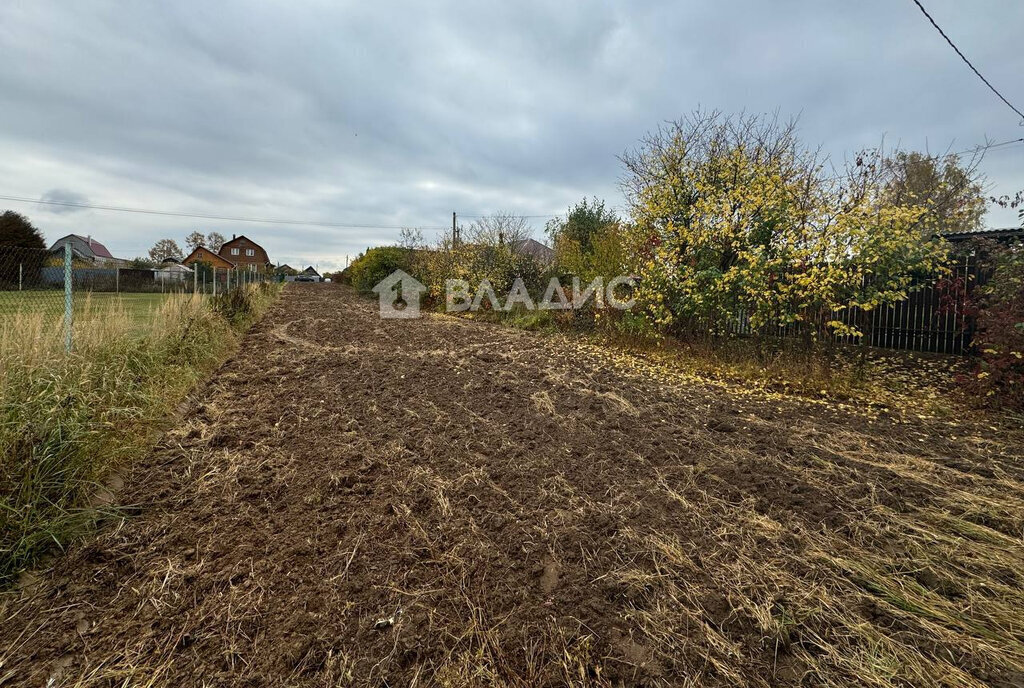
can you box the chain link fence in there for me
[0,243,72,351]
[0,242,273,353]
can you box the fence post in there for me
[213,267,218,296]
[193,265,198,294]
[115,267,120,293]
[63,241,73,353]
[19,263,23,291]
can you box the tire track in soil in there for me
[2,283,1023,687]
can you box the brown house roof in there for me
[47,234,117,260]
[510,238,555,263]
[219,235,271,265]
[182,246,235,269]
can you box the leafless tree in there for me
[206,232,227,252]
[185,231,206,252]
[466,212,532,247]
[398,227,425,250]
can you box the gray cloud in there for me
[0,0,1021,268]
[39,188,90,214]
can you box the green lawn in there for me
[78,292,179,322]
[0,291,181,324]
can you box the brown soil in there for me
[2,284,1023,687]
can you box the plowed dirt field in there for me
[3,284,1023,687]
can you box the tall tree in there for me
[127,257,158,269]
[148,239,183,262]
[0,211,45,249]
[883,151,986,236]
[185,230,206,252]
[206,232,226,252]
[546,197,618,253]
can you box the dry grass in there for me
[1,285,1021,686]
[0,285,279,586]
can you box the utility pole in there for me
[452,211,458,244]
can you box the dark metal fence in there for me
[726,255,984,355]
[832,255,983,355]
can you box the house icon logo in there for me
[371,270,427,319]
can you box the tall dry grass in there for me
[0,284,279,585]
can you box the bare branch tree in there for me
[206,232,227,252]
[398,227,425,250]
[185,231,206,252]
[466,212,532,247]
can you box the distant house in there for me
[510,238,555,264]
[182,246,234,271]
[275,264,298,276]
[47,234,127,267]
[287,266,323,282]
[155,262,193,283]
[219,235,271,272]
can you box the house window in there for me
[246,248,254,256]
[231,248,240,255]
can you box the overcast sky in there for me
[1,1,1022,271]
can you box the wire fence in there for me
[0,242,274,353]
[3,241,988,356]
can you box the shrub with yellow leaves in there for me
[620,109,949,349]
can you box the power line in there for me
[819,136,1024,183]
[5,137,1019,230]
[0,194,446,231]
[458,214,559,220]
[458,138,1024,220]
[909,0,1024,124]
